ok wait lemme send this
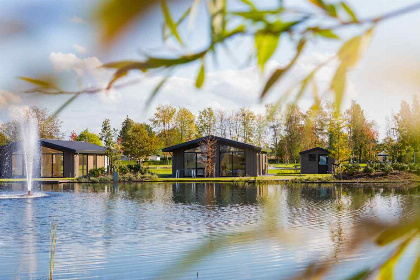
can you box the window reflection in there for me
[220,145,245,177]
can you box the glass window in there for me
[185,146,206,153]
[184,153,196,170]
[220,152,232,176]
[309,154,316,161]
[319,155,328,165]
[220,145,243,152]
[232,152,245,176]
[12,154,23,177]
[53,154,63,177]
[42,154,52,177]
[79,154,87,176]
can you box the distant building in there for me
[0,139,107,178]
[147,155,161,161]
[377,151,389,163]
[162,136,268,177]
[300,147,335,174]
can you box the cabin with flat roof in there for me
[162,136,268,178]
[0,139,107,178]
[300,147,334,174]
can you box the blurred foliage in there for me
[18,1,420,117]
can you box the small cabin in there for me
[0,139,107,178]
[377,151,389,163]
[162,136,268,177]
[299,147,334,174]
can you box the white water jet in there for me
[13,108,40,195]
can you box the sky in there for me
[0,0,419,140]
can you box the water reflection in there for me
[0,182,418,279]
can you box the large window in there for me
[41,147,63,177]
[219,145,245,177]
[183,146,206,177]
[79,154,88,177]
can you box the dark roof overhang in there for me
[162,135,262,152]
[299,147,330,155]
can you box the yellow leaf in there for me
[161,0,183,45]
[255,32,280,72]
[195,60,205,88]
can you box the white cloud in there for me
[73,44,87,54]
[69,16,85,24]
[0,90,21,108]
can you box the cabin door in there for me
[318,155,329,174]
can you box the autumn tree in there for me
[237,107,256,143]
[282,104,305,163]
[303,103,328,149]
[174,107,196,143]
[327,103,350,163]
[265,104,283,163]
[196,107,216,137]
[199,136,218,178]
[150,105,176,148]
[215,109,229,138]
[76,129,103,146]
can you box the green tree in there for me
[303,103,328,149]
[197,107,216,137]
[282,104,305,163]
[237,107,256,143]
[99,119,120,173]
[174,107,196,143]
[327,103,350,163]
[119,116,134,157]
[76,129,103,146]
[124,122,159,162]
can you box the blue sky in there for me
[0,0,419,139]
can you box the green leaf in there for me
[255,32,280,72]
[163,5,192,41]
[327,4,338,17]
[240,0,256,10]
[345,269,371,280]
[19,76,57,89]
[338,28,373,67]
[408,246,420,280]
[341,2,358,22]
[209,0,227,42]
[260,39,306,98]
[268,20,302,33]
[375,223,418,246]
[231,9,281,22]
[161,0,183,45]
[378,235,415,280]
[316,29,340,39]
[331,63,347,112]
[195,60,205,88]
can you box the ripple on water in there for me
[0,192,49,199]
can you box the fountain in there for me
[16,108,40,196]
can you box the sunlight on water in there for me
[0,182,419,280]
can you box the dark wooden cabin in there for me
[162,136,268,177]
[299,147,335,174]
[0,139,107,178]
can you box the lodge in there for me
[299,147,335,174]
[0,139,107,178]
[162,136,268,177]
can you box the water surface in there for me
[0,182,419,279]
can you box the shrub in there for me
[408,163,420,175]
[363,165,374,174]
[391,162,408,171]
[127,163,149,174]
[89,177,100,183]
[379,163,393,174]
[76,176,89,182]
[98,175,112,182]
[117,165,129,174]
[342,163,360,176]
[88,167,106,178]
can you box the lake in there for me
[0,182,419,279]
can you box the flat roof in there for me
[0,139,105,154]
[299,147,330,155]
[162,135,262,152]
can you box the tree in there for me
[0,106,63,142]
[0,132,7,146]
[265,104,283,163]
[199,136,218,178]
[237,107,256,143]
[69,130,77,141]
[174,107,196,143]
[254,114,268,147]
[76,129,103,146]
[215,109,229,138]
[345,101,378,162]
[119,116,134,157]
[303,103,328,149]
[124,122,159,162]
[282,104,305,163]
[150,105,176,147]
[197,107,216,137]
[99,119,120,173]
[327,103,350,163]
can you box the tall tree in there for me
[237,107,256,143]
[119,116,134,157]
[265,104,283,163]
[174,107,196,143]
[303,103,328,149]
[254,114,268,147]
[197,107,216,137]
[345,101,378,162]
[99,119,120,173]
[76,129,103,146]
[327,103,350,163]
[150,105,176,147]
[282,104,305,163]
[215,109,229,138]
